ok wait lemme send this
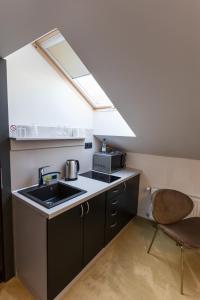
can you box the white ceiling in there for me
[1,0,200,159]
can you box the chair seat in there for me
[160,217,200,248]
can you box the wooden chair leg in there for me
[147,226,158,254]
[180,245,184,295]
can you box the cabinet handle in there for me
[112,199,119,205]
[110,222,117,228]
[123,182,126,191]
[80,204,84,218]
[111,211,118,217]
[85,202,90,215]
[112,189,119,193]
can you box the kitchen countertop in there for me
[12,168,141,219]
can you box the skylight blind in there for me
[38,30,114,108]
[47,40,90,79]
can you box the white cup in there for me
[31,125,38,137]
[17,126,27,138]
[72,128,78,137]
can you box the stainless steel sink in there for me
[18,182,87,209]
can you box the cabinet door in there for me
[119,175,140,228]
[83,193,106,266]
[47,205,83,300]
[0,59,14,281]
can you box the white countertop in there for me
[12,168,140,219]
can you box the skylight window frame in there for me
[33,29,114,110]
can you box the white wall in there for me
[10,138,99,190]
[6,43,99,190]
[6,44,93,128]
[126,152,200,218]
[94,109,135,137]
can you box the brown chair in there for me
[147,189,200,294]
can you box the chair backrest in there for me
[152,189,194,225]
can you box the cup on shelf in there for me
[78,128,85,138]
[66,128,73,138]
[17,126,27,138]
[31,125,38,138]
[56,126,64,137]
[72,128,78,137]
[63,125,70,137]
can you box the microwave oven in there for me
[93,151,126,174]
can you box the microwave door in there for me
[111,155,121,172]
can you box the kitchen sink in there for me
[18,182,87,209]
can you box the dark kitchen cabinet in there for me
[105,175,140,244]
[0,58,14,281]
[105,184,124,243]
[83,193,105,266]
[47,205,83,300]
[0,169,4,281]
[14,174,140,300]
[47,193,106,300]
[120,175,140,228]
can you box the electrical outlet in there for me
[84,142,93,149]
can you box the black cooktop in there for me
[80,171,121,183]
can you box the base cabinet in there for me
[83,193,105,266]
[105,175,140,244]
[14,174,140,300]
[121,175,140,228]
[47,193,106,300]
[47,205,83,300]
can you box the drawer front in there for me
[107,182,125,200]
[110,207,119,218]
[105,192,124,244]
[108,207,119,226]
[105,214,120,243]
[107,202,119,218]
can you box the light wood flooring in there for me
[0,217,200,300]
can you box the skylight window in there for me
[73,75,113,108]
[35,30,114,109]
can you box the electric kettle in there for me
[65,159,80,181]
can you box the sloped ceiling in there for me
[1,0,200,159]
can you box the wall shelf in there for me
[10,137,85,141]
[9,125,86,141]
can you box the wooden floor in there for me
[1,217,200,300]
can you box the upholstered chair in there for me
[147,189,200,294]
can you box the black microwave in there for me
[93,151,126,174]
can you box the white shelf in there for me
[10,137,85,141]
[9,125,87,141]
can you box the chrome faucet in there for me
[38,166,50,186]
